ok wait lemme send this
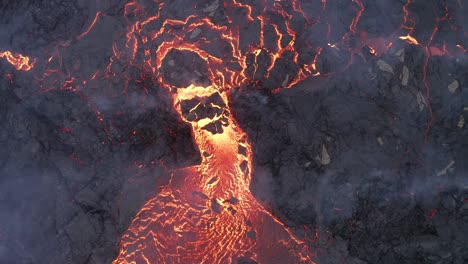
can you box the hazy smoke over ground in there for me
[0,0,467,263]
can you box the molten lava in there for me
[113,84,314,263]
[102,0,467,262]
[0,51,35,71]
[2,0,466,263]
[111,1,326,262]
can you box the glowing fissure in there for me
[112,1,326,262]
[2,0,465,263]
[107,0,465,262]
[0,51,35,71]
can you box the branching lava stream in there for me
[113,84,314,263]
[1,0,465,263]
[109,0,465,262]
[112,1,326,262]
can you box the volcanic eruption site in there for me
[0,0,467,263]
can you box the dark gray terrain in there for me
[0,0,467,263]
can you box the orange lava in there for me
[111,1,324,262]
[0,51,35,71]
[105,0,467,263]
[113,84,314,263]
[10,0,462,263]
[0,0,462,261]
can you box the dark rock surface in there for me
[0,0,467,264]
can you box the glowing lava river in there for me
[113,84,314,263]
[113,1,323,262]
[1,0,465,263]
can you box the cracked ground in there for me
[0,0,467,263]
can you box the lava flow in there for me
[2,0,466,263]
[0,51,35,71]
[110,0,328,262]
[109,0,466,263]
[113,84,314,263]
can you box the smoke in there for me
[0,4,194,263]
[1,0,467,263]
[229,3,467,264]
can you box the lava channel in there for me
[113,83,315,263]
